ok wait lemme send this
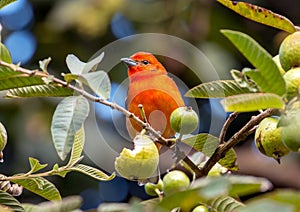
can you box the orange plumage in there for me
[121,52,185,139]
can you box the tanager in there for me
[121,52,185,140]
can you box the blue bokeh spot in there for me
[4,30,37,64]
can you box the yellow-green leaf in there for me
[6,84,74,98]
[12,177,61,201]
[221,93,285,112]
[28,157,48,173]
[185,80,254,98]
[67,126,85,166]
[0,190,24,212]
[221,30,286,96]
[0,43,12,63]
[217,0,296,33]
[182,133,237,170]
[22,196,82,212]
[70,164,115,181]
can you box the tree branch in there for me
[219,112,239,144]
[201,108,278,176]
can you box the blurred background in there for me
[0,0,300,210]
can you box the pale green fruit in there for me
[283,67,300,99]
[279,108,300,152]
[192,205,209,212]
[114,134,159,180]
[144,179,163,196]
[279,31,300,71]
[170,106,199,135]
[255,117,290,163]
[162,170,190,196]
[0,122,7,162]
[273,55,286,75]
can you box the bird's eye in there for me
[142,60,150,65]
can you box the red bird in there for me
[121,52,185,140]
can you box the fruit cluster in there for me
[255,32,300,161]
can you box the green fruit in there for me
[114,134,159,180]
[279,108,300,152]
[281,124,300,152]
[255,117,290,163]
[283,67,300,99]
[192,205,209,212]
[162,170,190,196]
[170,106,199,135]
[279,32,300,71]
[273,55,286,75]
[144,179,163,196]
[0,122,7,162]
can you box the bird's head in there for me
[121,52,167,77]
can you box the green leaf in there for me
[0,61,46,91]
[28,157,48,173]
[22,196,82,212]
[221,29,286,96]
[0,43,12,63]
[217,0,296,33]
[81,71,111,99]
[67,126,85,166]
[226,175,272,197]
[185,80,253,98]
[0,190,24,212]
[66,52,104,74]
[6,84,74,98]
[156,177,230,211]
[221,93,285,112]
[51,95,89,160]
[182,134,237,170]
[191,175,272,198]
[209,196,245,212]
[70,164,115,181]
[230,69,258,92]
[12,177,61,201]
[240,199,294,212]
[245,189,300,211]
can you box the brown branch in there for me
[201,108,278,176]
[219,112,239,144]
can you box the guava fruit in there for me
[170,106,199,135]
[162,170,190,196]
[279,108,300,152]
[254,117,290,163]
[279,31,300,71]
[115,134,159,180]
[283,67,300,99]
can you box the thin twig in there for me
[219,112,239,144]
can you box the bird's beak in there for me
[121,57,137,67]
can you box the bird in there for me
[121,52,185,141]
